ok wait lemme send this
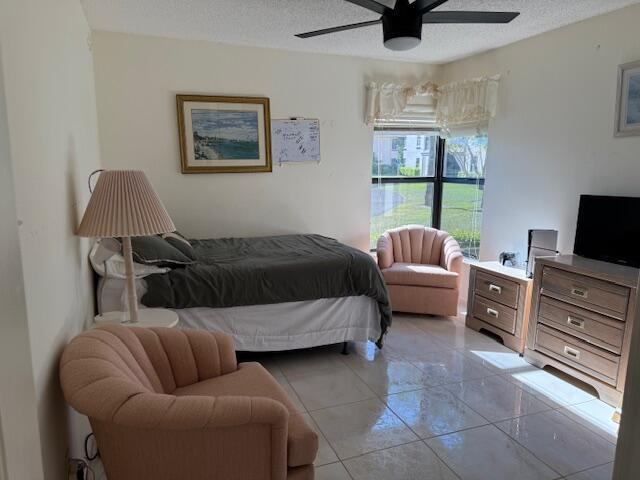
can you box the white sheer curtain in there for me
[435,75,500,137]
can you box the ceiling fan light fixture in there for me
[384,35,421,51]
[382,12,422,51]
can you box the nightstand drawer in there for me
[541,267,629,319]
[475,271,519,309]
[538,296,624,354]
[472,295,517,334]
[535,325,620,385]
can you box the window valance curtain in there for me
[435,75,500,137]
[365,75,500,135]
[365,81,439,128]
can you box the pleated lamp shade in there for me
[77,170,175,238]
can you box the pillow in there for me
[89,240,170,279]
[161,231,197,261]
[129,235,195,267]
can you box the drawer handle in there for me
[567,316,585,329]
[488,284,502,294]
[486,308,499,318]
[563,346,580,359]
[571,286,588,298]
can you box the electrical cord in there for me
[87,169,104,193]
[84,433,100,461]
[69,458,95,480]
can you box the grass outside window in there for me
[371,131,487,258]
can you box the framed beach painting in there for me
[615,61,640,137]
[177,95,272,173]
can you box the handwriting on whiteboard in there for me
[271,119,320,164]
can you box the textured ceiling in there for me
[81,0,640,63]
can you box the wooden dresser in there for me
[525,255,638,406]
[466,262,533,353]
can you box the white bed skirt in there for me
[98,278,381,351]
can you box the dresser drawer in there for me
[541,267,629,319]
[538,296,624,354]
[475,271,519,309]
[472,295,517,334]
[535,325,620,385]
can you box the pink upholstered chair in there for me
[59,325,318,480]
[377,225,464,316]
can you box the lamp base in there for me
[95,311,128,324]
[93,309,179,329]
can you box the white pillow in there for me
[89,240,170,279]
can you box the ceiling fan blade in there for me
[296,19,381,38]
[344,0,389,15]
[411,0,450,14]
[423,11,520,24]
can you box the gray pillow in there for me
[128,235,194,268]
[162,231,197,261]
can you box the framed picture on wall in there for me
[615,61,640,137]
[176,95,272,173]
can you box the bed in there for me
[94,234,391,351]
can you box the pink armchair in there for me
[377,225,464,316]
[60,325,318,480]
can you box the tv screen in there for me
[574,195,640,268]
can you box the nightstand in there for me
[466,261,533,353]
[94,308,179,328]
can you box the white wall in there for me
[92,32,438,251]
[0,0,102,478]
[441,4,640,262]
[0,47,44,480]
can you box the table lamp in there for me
[76,170,175,323]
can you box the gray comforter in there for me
[141,234,391,345]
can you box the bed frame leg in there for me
[341,341,350,355]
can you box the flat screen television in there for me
[574,195,640,268]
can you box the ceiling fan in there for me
[296,0,520,51]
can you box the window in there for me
[371,129,487,258]
[440,134,487,259]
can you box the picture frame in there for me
[614,61,640,137]
[176,94,272,173]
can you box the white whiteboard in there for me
[271,119,320,164]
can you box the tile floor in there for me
[248,313,619,480]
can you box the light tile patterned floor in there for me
[250,313,618,480]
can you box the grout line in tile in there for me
[317,461,354,479]
[494,423,568,479]
[309,345,561,455]
[559,460,615,479]
[291,352,557,425]
[497,371,602,410]
[338,438,424,462]
[553,394,611,410]
[418,439,464,480]
[488,414,592,479]
[270,323,617,479]
[375,393,424,441]
[280,363,352,382]
[340,459,355,480]
[382,387,493,440]
[303,413,341,466]
[336,434,466,480]
[305,395,381,414]
[550,405,618,447]
[440,376,557,425]
[274,376,309,413]
[307,354,430,462]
